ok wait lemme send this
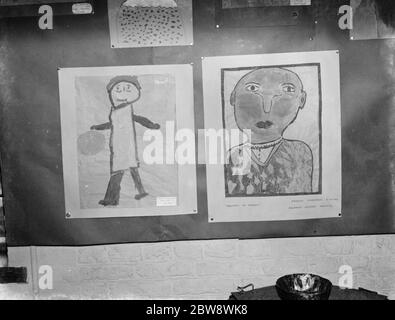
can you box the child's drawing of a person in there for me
[91,75,160,206]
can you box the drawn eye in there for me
[282,84,296,93]
[245,83,261,92]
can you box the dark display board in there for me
[1,0,394,246]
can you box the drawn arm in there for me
[90,122,111,130]
[294,142,314,193]
[302,147,314,193]
[133,114,160,130]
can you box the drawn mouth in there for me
[256,121,273,129]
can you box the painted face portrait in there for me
[230,68,307,144]
[110,81,141,106]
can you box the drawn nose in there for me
[261,95,273,114]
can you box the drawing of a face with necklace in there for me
[226,68,314,197]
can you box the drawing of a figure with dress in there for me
[75,72,178,210]
[60,64,196,218]
[90,76,161,206]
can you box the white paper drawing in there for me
[108,0,193,48]
[123,0,177,7]
[59,64,197,219]
[203,51,342,223]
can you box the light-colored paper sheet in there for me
[107,0,193,48]
[59,64,197,219]
[203,51,342,223]
[221,0,311,8]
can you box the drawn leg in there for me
[99,170,124,206]
[130,167,148,200]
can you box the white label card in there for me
[156,197,177,207]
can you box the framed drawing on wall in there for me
[203,50,342,223]
[59,64,197,219]
[107,0,193,48]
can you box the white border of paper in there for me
[59,64,197,219]
[203,50,342,223]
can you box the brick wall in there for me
[1,235,395,299]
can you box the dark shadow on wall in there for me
[374,0,395,28]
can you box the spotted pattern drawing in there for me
[109,0,193,48]
[118,6,184,46]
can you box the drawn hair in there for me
[107,75,142,107]
[106,75,141,93]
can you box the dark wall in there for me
[0,0,394,246]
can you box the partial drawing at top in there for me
[122,0,177,7]
[108,0,193,48]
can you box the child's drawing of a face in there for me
[231,68,307,144]
[110,81,140,106]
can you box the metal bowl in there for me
[275,274,332,300]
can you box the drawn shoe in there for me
[99,199,119,206]
[135,192,148,200]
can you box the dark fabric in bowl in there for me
[275,274,332,300]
